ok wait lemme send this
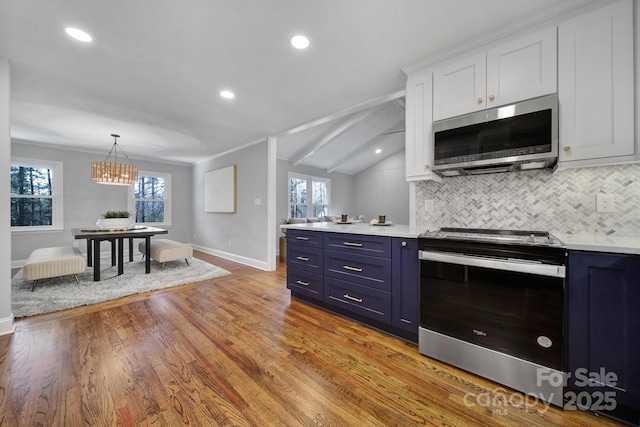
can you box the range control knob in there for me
[529,234,537,243]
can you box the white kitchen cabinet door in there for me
[433,28,557,122]
[432,52,486,121]
[405,68,441,182]
[486,27,557,109]
[558,0,634,163]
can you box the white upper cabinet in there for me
[405,68,441,182]
[433,27,557,121]
[558,0,634,165]
[432,53,486,120]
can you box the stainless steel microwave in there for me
[432,94,559,176]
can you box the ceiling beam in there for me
[325,116,405,173]
[325,133,397,174]
[290,109,374,166]
[275,89,405,139]
[392,97,405,111]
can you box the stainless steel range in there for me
[418,228,567,406]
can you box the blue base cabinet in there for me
[286,230,419,342]
[391,237,420,333]
[567,251,640,426]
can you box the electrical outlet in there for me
[73,241,79,248]
[425,199,434,212]
[596,193,616,213]
[228,240,232,247]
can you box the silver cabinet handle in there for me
[296,256,309,261]
[296,236,309,240]
[343,242,363,247]
[296,280,309,286]
[343,265,363,272]
[343,294,363,303]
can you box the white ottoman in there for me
[139,239,193,269]
[23,246,85,291]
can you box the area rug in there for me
[11,254,231,317]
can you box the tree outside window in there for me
[288,173,330,219]
[10,158,62,230]
[129,171,171,225]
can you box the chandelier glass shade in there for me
[91,134,138,186]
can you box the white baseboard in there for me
[0,314,15,336]
[192,244,270,271]
[14,245,270,271]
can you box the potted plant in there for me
[96,210,134,229]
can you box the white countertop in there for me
[281,223,640,255]
[554,233,640,255]
[281,222,420,239]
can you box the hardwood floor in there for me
[0,251,622,426]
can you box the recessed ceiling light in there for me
[220,90,235,99]
[291,35,310,49]
[375,148,382,154]
[65,27,92,43]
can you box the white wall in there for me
[353,150,409,224]
[11,140,194,262]
[193,141,271,269]
[1,58,13,335]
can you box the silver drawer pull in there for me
[296,236,310,241]
[296,280,309,286]
[296,256,309,261]
[343,294,363,303]
[343,265,363,272]
[343,242,363,247]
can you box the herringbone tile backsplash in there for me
[415,163,640,237]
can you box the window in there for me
[10,157,63,231]
[128,171,171,225]
[288,172,330,218]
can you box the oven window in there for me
[420,260,563,370]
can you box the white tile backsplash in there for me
[415,163,640,237]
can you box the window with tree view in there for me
[10,158,62,230]
[130,171,171,224]
[288,173,330,219]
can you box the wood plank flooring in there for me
[0,252,623,426]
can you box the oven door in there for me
[420,250,565,370]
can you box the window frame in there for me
[128,170,172,226]
[10,157,64,233]
[287,172,331,219]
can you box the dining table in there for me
[71,226,168,281]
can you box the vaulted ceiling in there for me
[0,0,594,172]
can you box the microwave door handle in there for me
[419,251,565,278]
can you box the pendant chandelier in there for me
[91,134,138,186]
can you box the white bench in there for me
[23,246,85,292]
[139,239,193,269]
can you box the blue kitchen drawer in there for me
[287,267,323,301]
[324,232,391,258]
[286,229,323,247]
[324,250,391,291]
[287,244,323,274]
[324,276,391,324]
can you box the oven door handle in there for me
[419,250,565,278]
